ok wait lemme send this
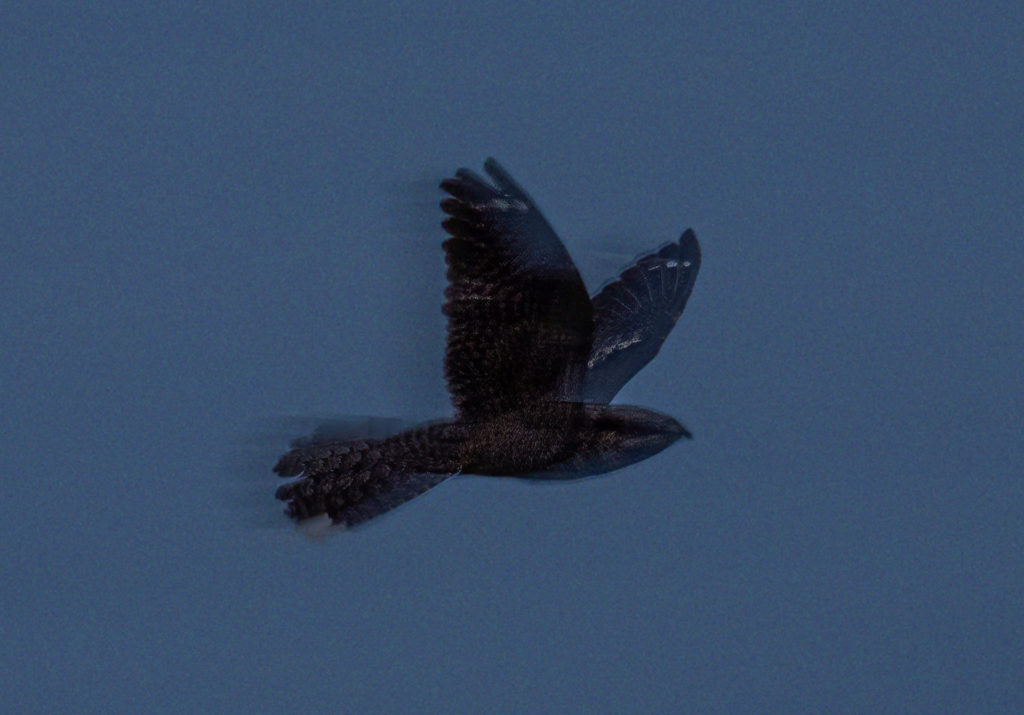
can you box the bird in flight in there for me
[274,158,701,528]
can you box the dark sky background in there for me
[3,2,1023,712]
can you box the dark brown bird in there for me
[274,159,701,528]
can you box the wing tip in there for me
[678,228,700,261]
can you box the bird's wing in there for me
[440,158,593,418]
[581,229,701,403]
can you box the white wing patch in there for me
[473,198,529,212]
[587,332,643,368]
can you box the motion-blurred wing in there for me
[440,158,593,418]
[582,229,701,403]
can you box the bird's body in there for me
[273,159,701,528]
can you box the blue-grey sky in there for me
[3,2,1023,712]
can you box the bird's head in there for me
[571,403,690,476]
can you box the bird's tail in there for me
[273,421,463,528]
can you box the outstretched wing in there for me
[581,229,701,403]
[440,158,593,419]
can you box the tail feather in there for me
[328,470,455,528]
[273,423,462,528]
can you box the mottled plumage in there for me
[274,159,701,529]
